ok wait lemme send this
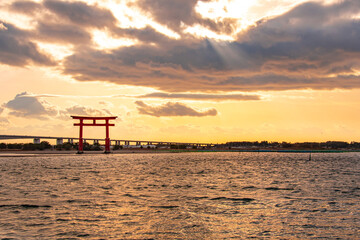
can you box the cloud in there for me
[238,1,360,49]
[135,0,238,35]
[62,105,112,116]
[138,92,261,101]
[4,0,360,92]
[62,40,227,92]
[0,117,10,129]
[61,0,360,92]
[0,117,9,123]
[3,92,57,118]
[0,23,7,30]
[9,0,42,13]
[2,92,113,119]
[113,26,175,44]
[1,91,260,103]
[43,0,117,28]
[135,101,217,117]
[135,0,201,31]
[98,101,113,107]
[0,22,55,66]
[7,0,117,46]
[9,1,179,46]
[36,22,92,45]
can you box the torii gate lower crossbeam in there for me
[71,116,117,154]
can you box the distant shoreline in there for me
[0,148,358,157]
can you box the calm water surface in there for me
[0,152,359,239]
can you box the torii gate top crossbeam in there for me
[71,116,117,120]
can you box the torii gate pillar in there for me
[71,116,117,154]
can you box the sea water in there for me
[0,152,359,239]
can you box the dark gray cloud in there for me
[4,0,121,63]
[135,0,238,35]
[62,40,228,91]
[43,0,117,28]
[9,1,174,45]
[135,0,200,30]
[135,101,217,117]
[36,22,92,45]
[139,92,261,101]
[9,0,117,27]
[9,0,117,29]
[238,0,360,51]
[62,0,360,92]
[3,92,57,118]
[8,1,174,47]
[0,22,55,66]
[113,26,175,44]
[9,0,42,13]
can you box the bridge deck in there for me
[0,135,214,146]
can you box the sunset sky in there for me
[1,0,360,143]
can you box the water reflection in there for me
[0,152,359,239]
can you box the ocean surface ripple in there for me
[0,152,359,239]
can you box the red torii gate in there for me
[71,116,117,153]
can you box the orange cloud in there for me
[135,101,217,117]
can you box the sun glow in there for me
[37,43,73,61]
[0,11,36,30]
[195,0,256,32]
[184,24,234,41]
[196,0,255,19]
[92,30,138,50]
[0,22,7,30]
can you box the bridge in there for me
[0,135,215,147]
[1,116,215,153]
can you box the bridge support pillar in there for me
[56,138,63,145]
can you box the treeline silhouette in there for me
[223,141,360,149]
[0,141,102,151]
[0,141,53,151]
